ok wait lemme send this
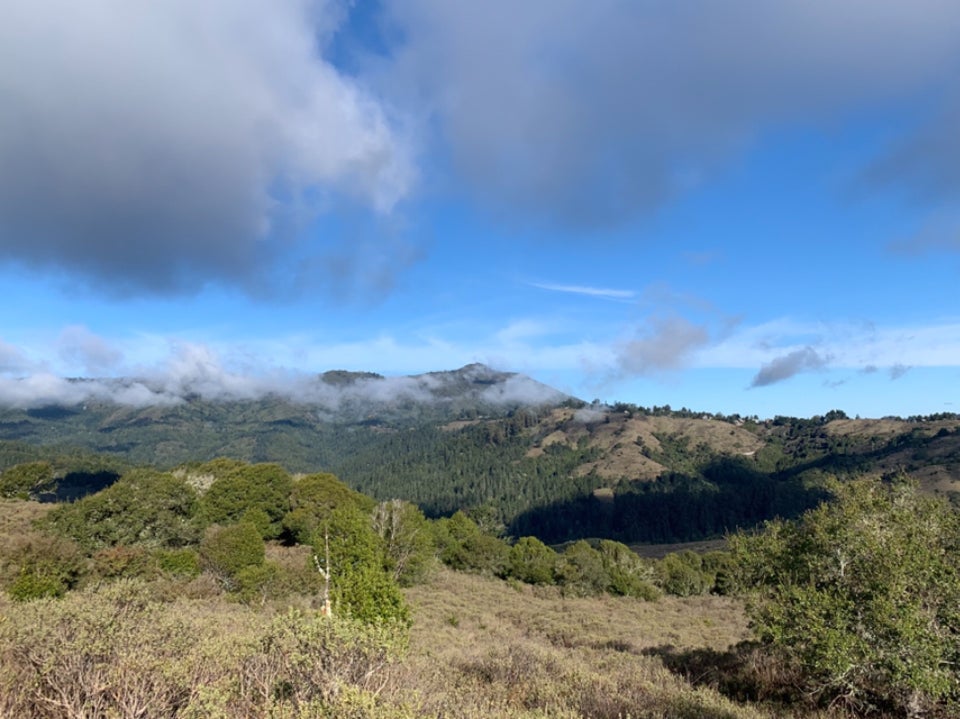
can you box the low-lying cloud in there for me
[0,341,565,411]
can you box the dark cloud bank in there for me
[3,2,960,296]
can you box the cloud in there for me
[57,326,123,375]
[864,95,960,212]
[889,363,910,380]
[616,316,710,376]
[531,282,635,300]
[751,346,831,387]
[0,0,413,296]
[379,0,960,228]
[0,340,34,374]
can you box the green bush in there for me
[200,522,265,584]
[0,461,53,498]
[508,536,557,585]
[597,540,660,600]
[654,551,713,597]
[197,462,292,539]
[1,532,84,601]
[318,507,410,624]
[44,469,198,550]
[434,511,509,576]
[556,540,609,596]
[155,548,201,578]
[732,477,960,714]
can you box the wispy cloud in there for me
[531,282,635,300]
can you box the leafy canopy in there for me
[732,477,960,713]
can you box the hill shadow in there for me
[509,456,829,544]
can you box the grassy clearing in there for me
[399,568,840,719]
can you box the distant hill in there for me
[2,365,959,545]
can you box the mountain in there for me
[2,365,960,545]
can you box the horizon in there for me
[2,2,960,420]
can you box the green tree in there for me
[508,536,557,585]
[372,499,435,586]
[44,469,198,550]
[196,461,292,539]
[732,477,960,714]
[199,522,265,586]
[0,461,53,499]
[318,506,409,624]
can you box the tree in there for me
[0,461,53,499]
[198,462,292,539]
[732,477,960,715]
[372,499,434,586]
[199,522,265,587]
[317,506,409,624]
[508,536,557,585]
[44,469,198,550]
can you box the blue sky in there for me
[2,0,960,418]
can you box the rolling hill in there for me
[2,364,960,544]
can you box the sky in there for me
[2,0,960,419]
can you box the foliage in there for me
[0,460,53,498]
[372,499,435,586]
[1,531,84,601]
[197,462,292,539]
[433,510,509,576]
[199,521,265,584]
[732,477,960,714]
[155,547,201,578]
[597,540,660,600]
[555,540,609,596]
[319,506,410,624]
[508,536,557,585]
[283,471,374,545]
[44,468,198,550]
[654,551,714,597]
[0,581,411,719]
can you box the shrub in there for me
[1,532,84,601]
[44,469,198,550]
[197,462,292,539]
[556,540,609,596]
[0,461,53,498]
[508,536,557,585]
[732,477,960,714]
[654,551,713,597]
[155,548,201,578]
[200,522,265,586]
[318,506,410,624]
[597,540,660,600]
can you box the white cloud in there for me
[530,282,635,300]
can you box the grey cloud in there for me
[57,326,123,375]
[379,0,960,228]
[889,363,910,380]
[864,94,960,210]
[616,316,710,376]
[0,0,413,296]
[751,346,830,387]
